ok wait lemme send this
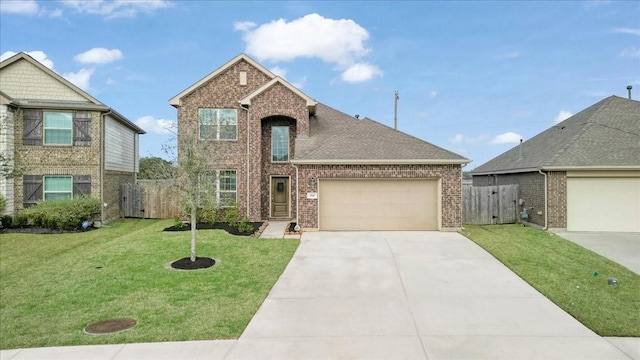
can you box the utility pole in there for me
[394,90,399,130]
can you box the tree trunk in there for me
[190,204,197,262]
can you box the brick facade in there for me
[175,56,465,230]
[547,171,567,228]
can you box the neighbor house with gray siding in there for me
[170,54,469,231]
[0,52,145,223]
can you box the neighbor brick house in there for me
[472,96,640,233]
[0,52,145,223]
[170,54,469,231]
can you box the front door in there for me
[271,177,289,217]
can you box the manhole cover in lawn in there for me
[84,318,137,335]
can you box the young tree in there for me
[177,135,216,262]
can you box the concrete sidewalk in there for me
[2,231,637,359]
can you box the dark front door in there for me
[271,177,289,217]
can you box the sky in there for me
[1,0,638,169]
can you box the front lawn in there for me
[0,219,299,350]
[462,224,640,337]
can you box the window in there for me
[44,112,73,145]
[199,170,237,207]
[271,126,289,162]
[199,109,237,140]
[44,176,72,200]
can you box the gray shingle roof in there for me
[294,103,469,164]
[472,96,640,174]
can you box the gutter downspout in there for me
[538,169,548,230]
[100,110,112,225]
[292,163,300,231]
[239,103,250,219]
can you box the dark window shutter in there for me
[23,175,43,207]
[73,175,91,197]
[23,109,43,146]
[73,112,92,146]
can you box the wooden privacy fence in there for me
[122,180,180,219]
[462,184,519,225]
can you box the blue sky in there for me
[1,0,638,169]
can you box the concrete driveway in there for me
[552,231,640,274]
[227,231,632,359]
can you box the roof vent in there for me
[627,85,632,100]
[354,114,360,119]
[518,139,523,161]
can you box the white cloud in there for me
[0,0,39,14]
[450,133,464,144]
[135,116,175,135]
[619,46,640,58]
[0,0,62,17]
[612,27,640,36]
[553,110,573,124]
[291,76,307,89]
[500,51,520,59]
[429,90,438,99]
[0,50,55,69]
[60,0,173,19]
[63,68,94,90]
[270,66,287,78]
[491,132,522,144]
[233,21,256,32]
[341,62,383,83]
[240,13,381,82]
[449,133,487,144]
[74,48,123,64]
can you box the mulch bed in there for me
[164,222,264,236]
[170,256,216,270]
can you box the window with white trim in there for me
[44,176,73,200]
[44,112,73,145]
[271,126,289,162]
[199,109,237,140]
[199,170,237,207]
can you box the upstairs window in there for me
[271,126,289,162]
[44,112,73,145]
[199,109,237,140]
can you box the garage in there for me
[567,176,640,232]
[319,178,440,231]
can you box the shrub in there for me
[19,196,101,230]
[1,215,12,228]
[235,216,254,234]
[13,213,28,227]
[223,206,240,227]
[197,205,219,224]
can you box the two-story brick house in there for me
[0,52,145,224]
[170,54,469,231]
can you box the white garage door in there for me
[319,179,439,231]
[567,177,640,232]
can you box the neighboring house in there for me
[169,54,469,231]
[472,96,640,233]
[0,52,145,223]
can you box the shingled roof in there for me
[472,95,640,175]
[293,103,469,164]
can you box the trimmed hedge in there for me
[19,196,101,230]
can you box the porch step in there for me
[259,221,289,239]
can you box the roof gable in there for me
[294,103,469,164]
[239,77,317,110]
[0,52,101,104]
[169,54,277,106]
[472,96,640,174]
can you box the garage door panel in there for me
[567,177,640,232]
[319,179,439,231]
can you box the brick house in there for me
[170,54,468,231]
[472,96,640,232]
[0,52,145,224]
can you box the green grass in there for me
[0,219,299,350]
[461,224,640,337]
